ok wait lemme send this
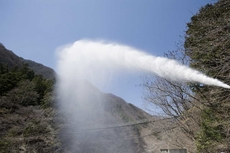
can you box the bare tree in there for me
[142,45,201,142]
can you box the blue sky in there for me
[1,0,216,111]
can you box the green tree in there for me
[32,75,54,104]
[184,0,230,151]
[7,80,39,106]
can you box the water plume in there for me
[57,40,230,89]
[56,40,229,152]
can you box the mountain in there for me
[57,80,151,152]
[0,43,194,152]
[57,80,195,152]
[0,43,55,79]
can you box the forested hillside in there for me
[0,63,58,152]
[143,0,230,152]
[185,0,230,152]
[2,1,228,152]
[0,44,194,152]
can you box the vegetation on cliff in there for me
[143,0,230,152]
[185,0,230,152]
[0,63,58,152]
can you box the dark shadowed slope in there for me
[0,43,55,79]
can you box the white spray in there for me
[56,40,229,151]
[57,40,230,89]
